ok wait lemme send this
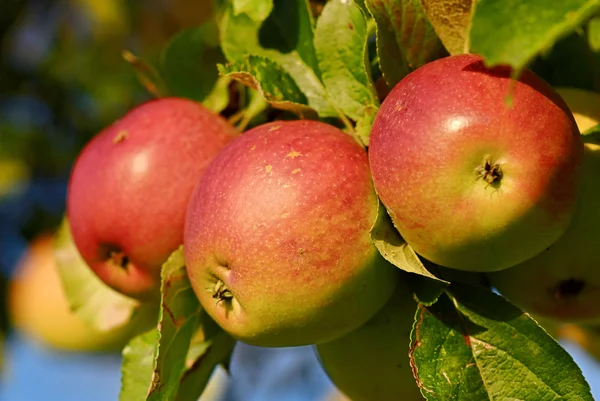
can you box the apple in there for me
[555,87,600,132]
[489,89,600,323]
[558,323,600,362]
[322,390,351,401]
[315,276,423,401]
[9,234,145,352]
[67,97,238,300]
[368,54,583,272]
[184,120,399,347]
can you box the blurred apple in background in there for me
[547,87,600,361]
[559,324,600,362]
[322,389,350,401]
[9,234,142,352]
[555,87,600,132]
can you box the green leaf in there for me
[469,0,600,71]
[118,247,205,401]
[160,23,226,102]
[529,31,600,91]
[370,202,444,282]
[219,56,318,119]
[405,273,446,306]
[147,247,203,401]
[420,0,474,55]
[314,0,379,131]
[259,0,319,73]
[582,123,600,144]
[588,17,600,51]
[220,10,262,61]
[202,76,232,114]
[220,5,336,117]
[411,284,594,400]
[54,217,150,332]
[118,247,233,401]
[230,88,270,132]
[273,52,337,117]
[410,294,488,400]
[232,0,273,22]
[366,0,446,88]
[120,329,160,401]
[175,320,236,401]
[355,111,377,146]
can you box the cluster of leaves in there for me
[55,0,600,400]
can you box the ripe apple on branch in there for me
[46,0,600,400]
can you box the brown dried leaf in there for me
[420,0,474,55]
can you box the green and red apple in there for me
[184,120,399,347]
[316,276,423,401]
[368,54,583,272]
[489,88,600,323]
[67,97,237,300]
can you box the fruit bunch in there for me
[58,51,599,400]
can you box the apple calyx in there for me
[551,278,586,300]
[212,280,233,305]
[107,250,131,271]
[476,159,503,186]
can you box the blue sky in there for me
[1,334,598,400]
[562,339,600,396]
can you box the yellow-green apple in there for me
[184,120,399,347]
[9,234,144,352]
[67,98,237,300]
[368,54,583,272]
[489,89,600,323]
[315,276,423,401]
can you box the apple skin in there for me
[184,120,399,347]
[9,235,147,352]
[315,276,423,401]
[489,89,600,323]
[67,98,237,300]
[368,54,583,272]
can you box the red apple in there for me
[489,89,600,323]
[67,98,237,299]
[369,54,583,272]
[184,120,399,347]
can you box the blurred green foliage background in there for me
[0,0,217,352]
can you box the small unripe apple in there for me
[315,276,423,401]
[489,89,600,323]
[184,120,399,347]
[9,235,143,352]
[67,98,237,299]
[369,54,583,272]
